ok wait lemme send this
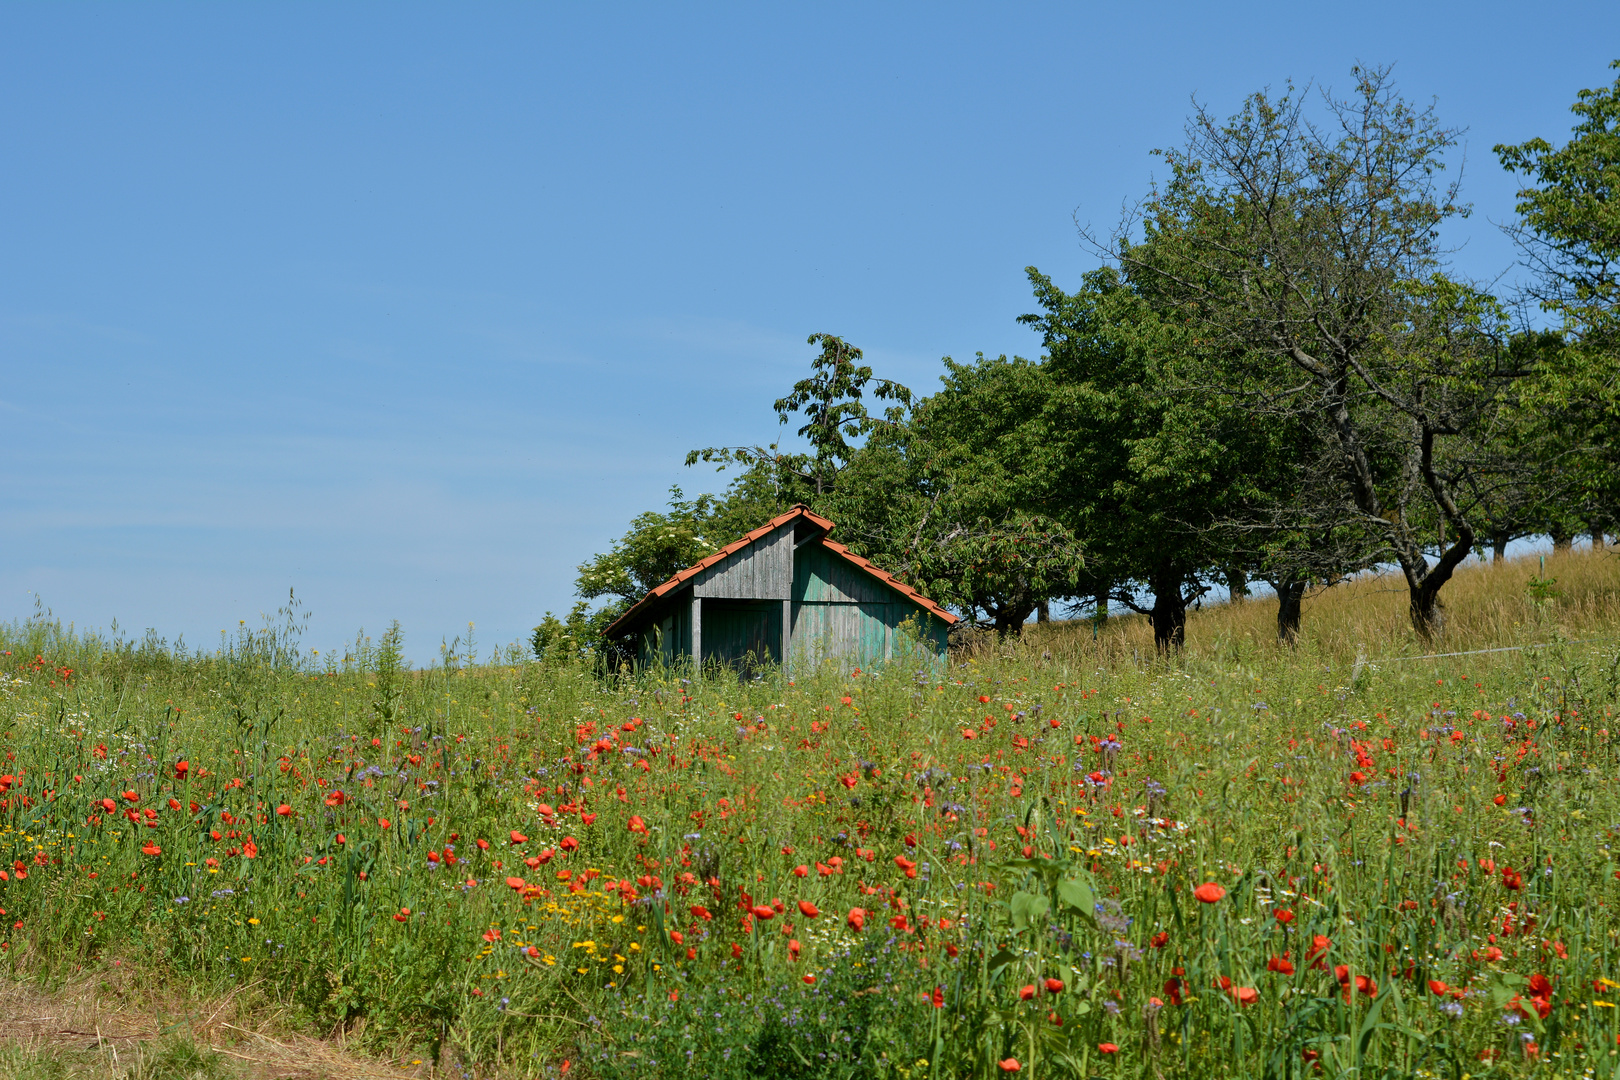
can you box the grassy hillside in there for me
[0,547,1617,1078]
[1012,545,1620,669]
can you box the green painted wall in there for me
[791,546,949,668]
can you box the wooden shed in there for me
[603,505,956,671]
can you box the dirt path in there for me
[0,973,431,1080]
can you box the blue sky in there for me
[3,3,1615,663]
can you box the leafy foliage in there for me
[573,61,1620,653]
[1497,61,1620,537]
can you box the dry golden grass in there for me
[0,969,428,1079]
[1010,544,1620,668]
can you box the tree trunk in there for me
[1401,428,1477,641]
[1492,530,1509,563]
[1092,586,1108,625]
[1148,562,1186,653]
[1225,566,1249,603]
[1407,529,1475,640]
[1552,527,1573,552]
[1036,600,1050,624]
[1410,585,1447,640]
[1592,527,1607,551]
[1276,581,1305,646]
[992,601,1036,636]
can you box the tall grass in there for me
[0,548,1618,1077]
[1016,545,1620,668]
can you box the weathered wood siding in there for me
[702,600,783,668]
[793,545,890,604]
[635,601,689,668]
[693,525,792,599]
[791,600,891,665]
[788,546,950,668]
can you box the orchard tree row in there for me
[546,63,1620,656]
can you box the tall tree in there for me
[1020,267,1266,650]
[1496,60,1620,536]
[830,354,1085,633]
[687,332,912,500]
[1114,66,1523,640]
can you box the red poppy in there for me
[1274,908,1294,924]
[628,816,648,834]
[1428,979,1448,995]
[802,973,816,984]
[325,790,346,807]
[797,900,820,918]
[1019,984,1036,1000]
[123,790,139,802]
[690,904,713,920]
[1149,931,1169,948]
[751,904,775,920]
[847,907,866,931]
[1193,882,1226,903]
[1044,978,1064,994]
[140,842,161,857]
[506,876,526,890]
[1267,956,1295,975]
[276,804,292,817]
[998,1059,1020,1072]
[510,830,528,845]
[1098,1043,1119,1054]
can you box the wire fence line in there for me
[1377,638,1609,662]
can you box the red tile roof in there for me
[603,504,956,637]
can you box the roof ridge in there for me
[603,506,955,636]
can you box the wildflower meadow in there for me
[4,551,1620,1078]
